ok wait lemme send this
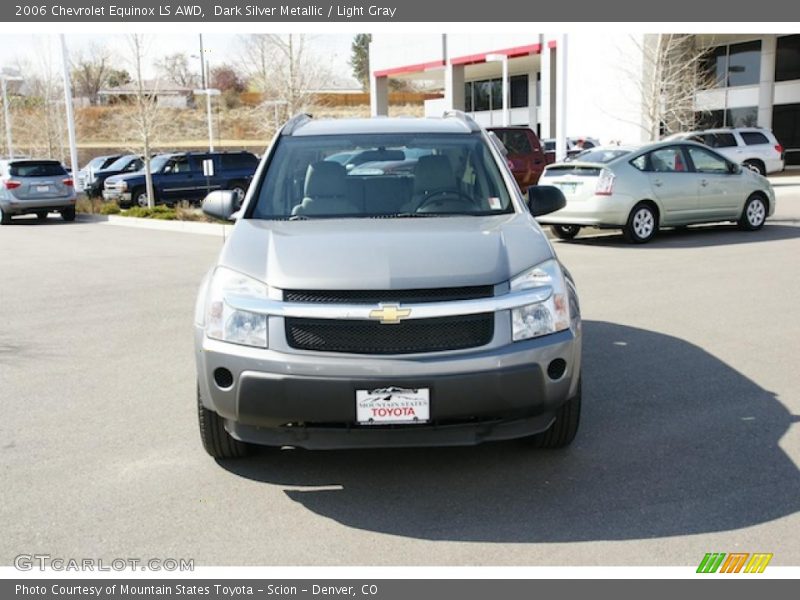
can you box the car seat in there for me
[292,161,360,216]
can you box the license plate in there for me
[556,181,580,194]
[36,185,50,193]
[356,387,430,425]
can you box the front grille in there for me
[286,314,494,354]
[284,285,494,305]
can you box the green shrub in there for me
[99,202,121,215]
[123,205,177,220]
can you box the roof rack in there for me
[442,110,481,132]
[281,113,313,136]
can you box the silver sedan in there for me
[536,140,775,243]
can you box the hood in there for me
[105,172,143,184]
[218,213,554,291]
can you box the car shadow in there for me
[559,222,800,248]
[218,320,800,543]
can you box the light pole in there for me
[1,71,23,159]
[59,35,79,188]
[486,53,509,127]
[193,35,216,152]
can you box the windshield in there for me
[250,133,513,219]
[569,148,633,163]
[106,155,140,171]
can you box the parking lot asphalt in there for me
[1,185,799,567]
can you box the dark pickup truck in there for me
[103,151,259,207]
[487,126,547,190]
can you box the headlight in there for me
[204,266,268,348]
[510,259,570,341]
[118,181,127,191]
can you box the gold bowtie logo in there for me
[369,304,411,324]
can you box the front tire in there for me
[197,384,250,459]
[738,193,767,231]
[132,187,151,208]
[623,202,658,244]
[0,206,10,225]
[551,224,581,240]
[531,377,581,449]
[60,206,76,222]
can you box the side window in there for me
[500,131,533,155]
[741,131,769,145]
[166,156,192,173]
[708,133,738,148]
[648,147,689,173]
[687,147,729,174]
[630,155,648,171]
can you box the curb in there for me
[100,214,234,238]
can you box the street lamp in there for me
[1,71,23,160]
[486,53,509,127]
[192,34,217,153]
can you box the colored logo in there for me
[369,304,412,324]
[697,552,773,573]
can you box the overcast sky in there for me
[0,33,356,81]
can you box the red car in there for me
[487,126,547,190]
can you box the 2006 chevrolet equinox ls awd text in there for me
[194,112,582,457]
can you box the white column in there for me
[540,43,551,138]
[528,68,538,131]
[444,63,465,111]
[758,35,777,129]
[555,34,568,162]
[60,35,79,190]
[370,73,389,117]
[501,56,509,126]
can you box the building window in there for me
[773,103,800,157]
[695,106,757,128]
[465,75,531,113]
[510,75,528,108]
[703,41,761,87]
[776,35,800,82]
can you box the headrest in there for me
[413,155,456,192]
[305,161,347,197]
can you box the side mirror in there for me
[527,185,566,217]
[202,190,238,221]
[732,162,745,174]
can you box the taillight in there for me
[776,144,784,155]
[595,169,615,196]
[62,178,74,187]
[4,180,21,190]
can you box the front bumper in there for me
[103,190,130,203]
[196,322,581,449]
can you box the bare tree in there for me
[71,43,113,105]
[628,34,717,139]
[155,52,199,88]
[238,34,332,120]
[126,34,160,209]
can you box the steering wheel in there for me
[416,188,479,213]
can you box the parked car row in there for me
[102,151,259,207]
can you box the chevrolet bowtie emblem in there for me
[369,304,412,324]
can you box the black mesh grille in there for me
[286,314,494,354]
[284,286,493,305]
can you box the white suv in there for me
[667,128,785,175]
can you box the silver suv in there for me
[193,113,581,456]
[0,159,77,224]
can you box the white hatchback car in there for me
[666,128,785,175]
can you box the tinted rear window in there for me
[495,130,533,155]
[9,161,67,177]
[740,131,769,145]
[703,133,738,148]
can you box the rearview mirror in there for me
[527,185,566,217]
[202,190,238,221]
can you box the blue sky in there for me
[0,33,355,81]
